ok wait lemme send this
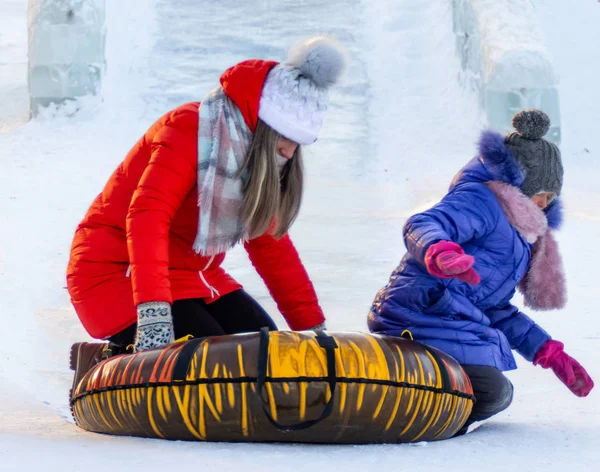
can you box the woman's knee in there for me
[208,290,278,333]
[172,299,226,337]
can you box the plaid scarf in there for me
[193,87,253,256]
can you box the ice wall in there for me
[453,0,561,143]
[27,0,106,115]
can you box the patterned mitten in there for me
[134,301,175,352]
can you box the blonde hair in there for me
[239,120,304,239]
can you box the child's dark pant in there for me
[456,364,514,435]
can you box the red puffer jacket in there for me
[67,59,325,339]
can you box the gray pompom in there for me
[512,109,551,140]
[287,36,348,88]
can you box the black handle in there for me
[256,327,338,432]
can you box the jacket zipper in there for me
[126,258,220,298]
[199,255,220,298]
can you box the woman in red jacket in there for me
[67,37,347,372]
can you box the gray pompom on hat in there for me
[504,109,563,197]
[288,36,348,88]
[258,36,348,145]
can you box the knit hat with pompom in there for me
[504,109,563,197]
[258,36,348,145]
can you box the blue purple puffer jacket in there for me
[368,131,563,371]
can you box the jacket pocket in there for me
[423,288,452,315]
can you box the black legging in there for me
[455,364,514,435]
[109,290,277,348]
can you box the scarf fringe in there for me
[192,234,248,257]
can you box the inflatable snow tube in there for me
[71,329,474,443]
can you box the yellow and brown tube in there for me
[71,330,474,443]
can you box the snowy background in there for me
[0,0,599,470]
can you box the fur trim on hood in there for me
[450,130,563,230]
[485,181,566,310]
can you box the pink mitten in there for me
[534,340,594,397]
[424,241,480,285]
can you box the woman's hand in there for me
[134,302,175,352]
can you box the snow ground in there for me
[0,0,598,470]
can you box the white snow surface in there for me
[0,0,599,470]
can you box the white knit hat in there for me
[258,36,348,145]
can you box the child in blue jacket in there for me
[369,109,594,435]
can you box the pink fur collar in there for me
[485,181,567,311]
[485,182,547,244]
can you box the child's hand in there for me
[534,340,594,397]
[425,241,480,285]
